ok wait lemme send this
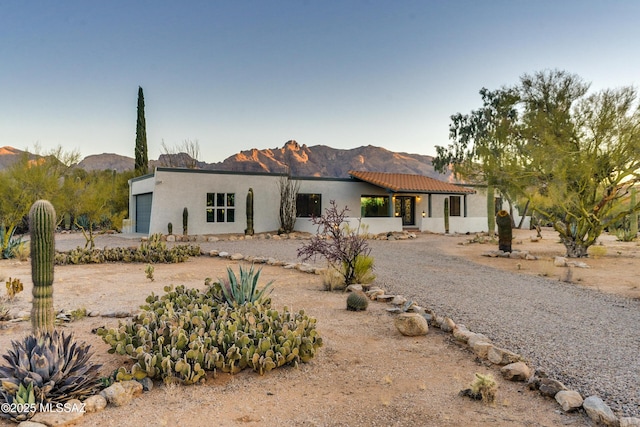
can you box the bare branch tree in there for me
[159,139,201,168]
[297,201,372,286]
[278,173,299,233]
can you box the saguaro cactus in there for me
[496,210,512,252]
[182,207,188,236]
[444,198,450,234]
[245,188,254,236]
[29,200,56,333]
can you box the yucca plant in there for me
[0,330,103,414]
[216,264,273,305]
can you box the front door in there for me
[394,196,415,226]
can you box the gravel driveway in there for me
[57,233,640,418]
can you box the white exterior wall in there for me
[420,187,488,234]
[295,178,403,234]
[126,169,488,236]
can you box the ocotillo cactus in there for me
[444,198,450,234]
[182,207,188,236]
[29,200,56,333]
[496,210,512,252]
[245,188,254,236]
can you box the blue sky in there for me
[1,1,638,163]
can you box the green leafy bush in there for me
[97,283,322,384]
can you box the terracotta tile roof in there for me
[348,170,475,194]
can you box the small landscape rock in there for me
[376,295,395,302]
[208,250,219,257]
[538,378,567,397]
[440,317,455,332]
[555,390,583,412]
[137,377,154,392]
[620,417,640,427]
[84,394,108,413]
[31,399,85,426]
[391,295,407,305]
[500,361,531,381]
[554,256,567,267]
[394,313,429,336]
[230,253,244,260]
[100,382,132,407]
[487,346,521,365]
[583,396,618,426]
[120,380,144,398]
[218,251,229,258]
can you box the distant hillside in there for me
[211,140,447,179]
[77,153,134,173]
[0,146,33,169]
[0,141,452,181]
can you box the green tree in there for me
[56,169,125,249]
[0,147,78,243]
[434,86,528,224]
[135,86,149,176]
[435,70,640,257]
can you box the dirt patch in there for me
[441,227,640,300]
[0,229,618,426]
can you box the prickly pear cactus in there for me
[346,290,369,311]
[245,188,254,236]
[496,210,512,253]
[29,200,56,333]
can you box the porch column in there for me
[428,194,432,217]
[388,193,394,217]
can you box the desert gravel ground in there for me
[183,231,640,419]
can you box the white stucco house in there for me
[124,167,493,236]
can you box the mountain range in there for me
[0,141,451,180]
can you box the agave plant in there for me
[217,264,273,305]
[0,330,102,413]
[0,382,37,422]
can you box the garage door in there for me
[136,193,153,234]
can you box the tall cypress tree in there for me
[135,86,149,176]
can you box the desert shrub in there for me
[351,254,376,284]
[97,283,322,384]
[614,227,637,242]
[0,331,102,422]
[588,245,607,258]
[0,303,9,321]
[321,265,346,291]
[298,200,374,286]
